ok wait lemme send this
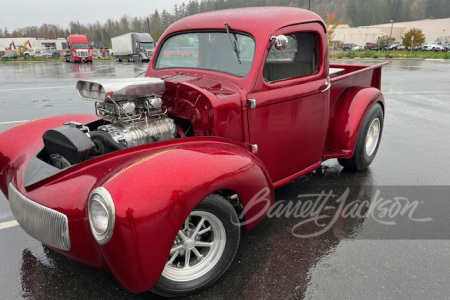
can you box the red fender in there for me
[99,139,274,292]
[0,115,274,293]
[0,114,98,196]
[323,87,385,159]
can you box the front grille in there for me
[77,50,89,57]
[8,183,71,251]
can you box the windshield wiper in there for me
[224,23,241,64]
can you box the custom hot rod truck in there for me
[0,7,387,297]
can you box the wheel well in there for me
[215,189,245,228]
[376,100,385,115]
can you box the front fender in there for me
[324,87,384,159]
[0,114,98,196]
[99,138,274,292]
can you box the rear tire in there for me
[338,103,383,171]
[152,194,240,297]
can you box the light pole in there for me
[388,20,394,51]
[389,20,394,41]
[308,0,311,10]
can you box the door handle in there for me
[321,81,331,93]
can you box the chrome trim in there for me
[76,50,89,58]
[250,144,259,154]
[88,187,115,245]
[247,98,256,109]
[8,183,71,251]
[76,78,165,102]
[321,81,331,93]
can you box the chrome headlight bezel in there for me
[88,187,115,245]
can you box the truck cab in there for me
[112,32,155,62]
[65,34,92,63]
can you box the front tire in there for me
[152,194,240,297]
[338,103,383,171]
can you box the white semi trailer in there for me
[111,32,155,62]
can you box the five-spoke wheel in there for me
[153,194,240,297]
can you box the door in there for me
[247,24,330,186]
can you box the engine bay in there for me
[39,78,186,169]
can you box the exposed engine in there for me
[41,78,177,169]
[91,95,176,153]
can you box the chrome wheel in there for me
[162,211,226,282]
[365,118,380,157]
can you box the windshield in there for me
[140,42,155,49]
[154,32,255,77]
[72,43,88,49]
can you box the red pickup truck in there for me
[0,7,387,297]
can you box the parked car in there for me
[0,7,388,297]
[1,51,18,59]
[365,42,381,50]
[407,45,422,51]
[396,45,406,51]
[352,45,364,51]
[342,43,357,51]
[388,43,402,50]
[422,42,446,52]
[42,49,61,59]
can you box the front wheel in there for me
[152,194,240,297]
[338,103,383,171]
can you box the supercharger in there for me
[77,78,176,153]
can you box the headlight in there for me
[88,187,115,245]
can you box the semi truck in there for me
[64,35,92,63]
[111,32,155,62]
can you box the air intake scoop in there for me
[76,77,165,102]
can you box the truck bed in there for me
[329,62,389,107]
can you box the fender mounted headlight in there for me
[88,187,115,245]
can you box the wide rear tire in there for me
[338,103,384,171]
[152,194,240,297]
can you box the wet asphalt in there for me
[0,59,449,299]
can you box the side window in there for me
[264,32,319,82]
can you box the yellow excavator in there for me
[15,40,33,57]
[21,40,36,58]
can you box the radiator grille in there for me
[8,183,71,251]
[77,50,89,57]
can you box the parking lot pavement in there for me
[0,59,449,299]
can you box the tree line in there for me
[0,0,449,47]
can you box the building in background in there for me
[0,38,67,51]
[333,17,450,46]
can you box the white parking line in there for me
[0,86,73,93]
[0,220,19,230]
[0,120,29,125]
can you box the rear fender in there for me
[324,87,384,159]
[100,138,274,292]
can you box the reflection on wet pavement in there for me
[1,59,450,299]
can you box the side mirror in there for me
[272,35,289,51]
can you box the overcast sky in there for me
[1,0,186,31]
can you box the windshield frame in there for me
[153,30,256,78]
